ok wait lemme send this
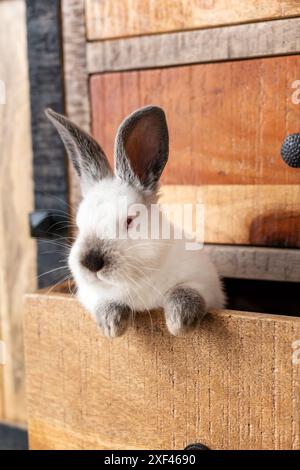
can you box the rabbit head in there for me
[45,106,169,288]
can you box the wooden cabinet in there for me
[63,2,300,252]
[22,0,300,449]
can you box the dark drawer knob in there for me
[281,133,300,168]
[29,210,69,239]
[184,443,210,451]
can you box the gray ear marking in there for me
[45,108,112,193]
[114,105,169,191]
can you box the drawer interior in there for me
[44,278,300,318]
[224,278,300,316]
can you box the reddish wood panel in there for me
[90,56,300,185]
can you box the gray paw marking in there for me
[96,303,130,338]
[164,287,207,336]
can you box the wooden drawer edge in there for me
[87,18,300,74]
[23,291,300,324]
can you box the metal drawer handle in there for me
[281,133,300,168]
[184,443,210,451]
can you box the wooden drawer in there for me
[24,289,300,450]
[89,57,300,248]
[91,58,300,187]
[22,1,300,448]
[85,0,300,40]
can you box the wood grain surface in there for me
[68,182,300,247]
[203,245,300,282]
[62,0,91,213]
[62,0,90,133]
[0,0,36,423]
[85,0,300,40]
[24,291,300,449]
[160,185,300,247]
[87,18,300,73]
[90,57,300,187]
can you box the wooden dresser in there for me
[24,0,300,449]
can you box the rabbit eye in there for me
[126,216,134,229]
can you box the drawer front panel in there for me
[85,0,300,41]
[160,185,300,246]
[91,57,300,186]
[90,57,300,247]
[24,294,300,450]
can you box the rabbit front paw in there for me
[164,286,207,336]
[95,302,130,338]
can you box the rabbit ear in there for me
[45,108,112,194]
[114,106,169,191]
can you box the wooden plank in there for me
[24,291,300,449]
[62,0,90,132]
[90,57,300,188]
[26,0,68,287]
[87,17,300,73]
[67,182,300,248]
[160,185,300,247]
[203,245,300,282]
[62,0,91,211]
[85,0,300,41]
[0,0,36,423]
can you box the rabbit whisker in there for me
[45,273,72,296]
[36,239,72,249]
[125,262,165,301]
[122,255,160,271]
[37,265,69,279]
[121,269,154,334]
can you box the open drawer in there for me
[23,2,300,450]
[24,286,300,450]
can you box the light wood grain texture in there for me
[0,0,36,423]
[68,182,300,248]
[203,245,300,282]
[62,0,91,211]
[160,185,300,247]
[87,17,300,73]
[24,291,300,449]
[90,57,300,187]
[85,0,300,40]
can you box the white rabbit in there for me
[46,106,226,337]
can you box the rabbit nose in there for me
[81,250,105,272]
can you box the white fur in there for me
[69,177,226,320]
